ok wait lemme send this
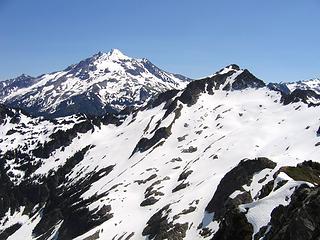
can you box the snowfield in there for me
[0,66,319,240]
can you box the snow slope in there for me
[0,66,319,240]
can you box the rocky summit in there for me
[0,63,320,240]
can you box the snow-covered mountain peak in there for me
[0,50,191,118]
[105,48,131,61]
[5,74,34,83]
[16,73,32,79]
[65,49,132,72]
[216,64,241,74]
[198,64,265,92]
[0,74,36,99]
[205,64,242,79]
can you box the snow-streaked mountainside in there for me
[268,78,320,95]
[0,65,320,240]
[0,74,36,98]
[286,78,320,94]
[0,49,190,118]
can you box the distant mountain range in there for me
[0,50,320,240]
[0,49,190,118]
[268,78,320,95]
[1,51,319,119]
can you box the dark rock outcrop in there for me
[33,160,114,240]
[147,89,180,109]
[231,69,265,90]
[267,82,291,95]
[0,74,36,99]
[278,161,320,185]
[0,145,115,240]
[212,208,253,240]
[140,197,159,207]
[131,127,171,155]
[142,205,188,240]
[178,170,193,181]
[172,182,189,193]
[211,161,320,240]
[261,184,320,240]
[205,157,276,218]
[0,104,30,125]
[161,67,265,110]
[0,223,22,239]
[281,89,320,106]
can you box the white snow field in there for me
[0,66,319,239]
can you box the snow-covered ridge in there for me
[268,78,320,95]
[0,80,319,239]
[268,78,320,106]
[0,49,191,118]
[1,56,320,239]
[286,78,320,94]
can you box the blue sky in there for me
[0,0,319,82]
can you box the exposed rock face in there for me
[205,158,276,218]
[131,127,171,155]
[267,82,291,95]
[279,161,320,185]
[156,65,266,122]
[253,161,320,240]
[0,223,22,239]
[33,164,115,240]
[211,207,253,240]
[0,104,15,125]
[178,66,265,107]
[140,197,159,207]
[0,74,36,99]
[202,158,277,240]
[280,89,320,106]
[0,145,115,240]
[209,160,320,240]
[0,104,30,125]
[147,89,180,109]
[142,205,188,240]
[285,78,320,94]
[231,69,266,90]
[262,185,320,240]
[132,103,183,155]
[268,78,320,96]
